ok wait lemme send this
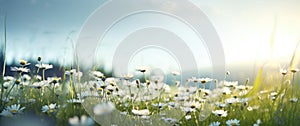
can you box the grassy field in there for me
[0,58,299,126]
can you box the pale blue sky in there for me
[1,0,300,74]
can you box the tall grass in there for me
[0,14,6,110]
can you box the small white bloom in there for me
[199,78,213,84]
[0,109,13,117]
[90,71,104,78]
[42,103,57,113]
[136,66,148,73]
[11,67,30,73]
[212,110,227,117]
[5,104,26,114]
[185,115,192,120]
[67,99,84,104]
[226,119,240,126]
[132,109,150,116]
[225,98,237,105]
[290,98,298,103]
[209,121,221,126]
[222,87,232,95]
[222,81,238,87]
[35,63,53,70]
[171,71,180,76]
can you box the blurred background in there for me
[0,0,300,81]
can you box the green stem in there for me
[42,69,45,81]
[5,83,16,102]
[0,14,7,110]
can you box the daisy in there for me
[47,77,61,85]
[222,81,238,87]
[4,76,15,81]
[132,109,150,116]
[69,115,95,126]
[209,121,221,126]
[0,109,13,117]
[65,69,83,78]
[67,99,84,104]
[93,102,115,115]
[136,66,148,73]
[253,119,262,126]
[222,87,232,95]
[19,60,30,66]
[225,98,237,105]
[42,103,57,113]
[35,63,53,70]
[90,71,104,79]
[22,74,31,81]
[122,74,134,80]
[290,68,299,73]
[199,78,213,84]
[212,109,227,117]
[35,75,42,81]
[215,102,227,108]
[171,71,180,76]
[290,98,298,103]
[31,81,49,89]
[185,115,192,120]
[11,67,30,73]
[5,104,26,114]
[226,119,240,126]
[280,68,288,75]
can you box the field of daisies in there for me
[0,56,299,126]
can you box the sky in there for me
[0,0,300,75]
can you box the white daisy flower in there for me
[185,115,192,120]
[11,67,30,73]
[31,81,49,89]
[136,66,149,73]
[42,103,57,113]
[171,71,180,76]
[226,119,240,126]
[69,115,95,126]
[90,71,104,79]
[225,98,237,105]
[215,102,227,108]
[280,68,288,75]
[209,121,221,126]
[5,104,26,114]
[290,98,298,103]
[290,68,299,73]
[19,60,30,66]
[65,69,83,78]
[199,78,213,84]
[0,109,13,117]
[122,74,134,80]
[212,109,227,117]
[222,81,238,87]
[4,76,15,81]
[93,102,115,116]
[35,75,42,81]
[132,109,150,116]
[35,63,53,70]
[67,99,84,104]
[222,87,232,95]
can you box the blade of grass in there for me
[0,14,6,109]
[289,40,300,70]
[246,67,263,97]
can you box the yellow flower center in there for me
[11,109,18,113]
